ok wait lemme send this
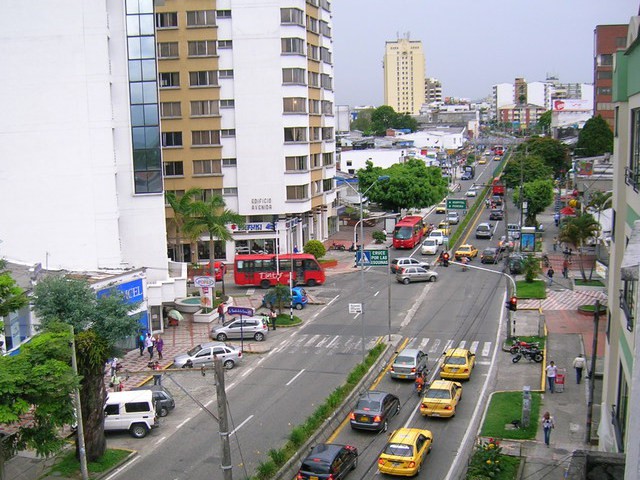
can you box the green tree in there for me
[558,213,600,280]
[587,190,612,229]
[262,284,291,315]
[0,260,28,321]
[523,255,542,283]
[0,325,79,479]
[303,239,326,260]
[350,109,374,135]
[513,179,555,226]
[358,159,448,212]
[183,195,245,286]
[370,105,397,136]
[165,188,203,263]
[501,153,553,189]
[517,137,568,176]
[393,113,418,132]
[32,276,140,461]
[576,115,613,157]
[537,110,552,134]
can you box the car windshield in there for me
[393,227,414,239]
[187,345,203,356]
[445,357,466,365]
[356,399,381,411]
[426,388,452,399]
[383,443,413,457]
[395,356,415,365]
[222,320,236,327]
[424,240,436,246]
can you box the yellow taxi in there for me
[435,201,447,214]
[419,380,463,418]
[377,428,433,476]
[440,348,476,380]
[437,221,451,236]
[454,244,478,260]
[478,157,487,164]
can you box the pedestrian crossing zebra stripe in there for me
[519,289,607,311]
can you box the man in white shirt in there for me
[572,354,586,384]
[546,361,558,393]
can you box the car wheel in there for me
[216,333,228,342]
[382,420,388,432]
[429,276,437,282]
[260,280,271,289]
[307,279,317,287]
[223,359,235,369]
[295,303,303,310]
[254,332,265,341]
[129,423,148,438]
[402,278,410,285]
[158,406,169,417]
[351,456,358,470]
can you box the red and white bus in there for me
[233,253,325,289]
[493,145,505,156]
[392,215,426,249]
[492,177,505,196]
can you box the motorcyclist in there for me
[414,371,425,394]
[461,256,470,271]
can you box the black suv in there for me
[132,385,175,417]
[297,443,359,479]
[489,209,504,221]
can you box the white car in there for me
[446,212,460,224]
[421,238,439,255]
[465,189,477,197]
[428,229,448,245]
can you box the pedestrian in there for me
[554,212,560,227]
[553,236,558,252]
[562,259,569,279]
[138,331,145,356]
[573,353,586,384]
[155,335,164,360]
[269,307,277,331]
[111,372,123,392]
[217,302,226,324]
[546,361,558,393]
[144,332,154,360]
[547,266,554,286]
[293,244,299,254]
[541,412,555,446]
[152,361,162,386]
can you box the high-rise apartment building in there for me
[383,36,425,115]
[594,24,628,130]
[425,77,443,105]
[156,0,336,262]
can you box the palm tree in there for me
[558,213,600,281]
[183,195,245,295]
[587,190,612,230]
[165,188,203,263]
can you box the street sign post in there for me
[227,306,254,317]
[355,249,389,266]
[446,199,468,210]
[349,303,362,314]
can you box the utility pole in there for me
[586,300,600,444]
[215,357,233,480]
[69,325,89,480]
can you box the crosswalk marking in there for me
[429,339,441,354]
[418,338,430,351]
[443,339,454,352]
[304,334,321,347]
[482,342,491,357]
[470,341,479,354]
[458,340,466,349]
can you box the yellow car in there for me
[437,221,451,236]
[419,380,463,418]
[478,157,487,164]
[440,348,476,380]
[435,201,447,214]
[377,428,433,476]
[454,244,478,260]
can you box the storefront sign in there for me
[97,278,144,304]
[230,222,275,233]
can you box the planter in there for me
[577,304,607,317]
[174,297,204,314]
[193,308,218,323]
[573,279,606,293]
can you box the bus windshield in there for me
[394,226,414,240]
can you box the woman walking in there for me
[542,411,555,446]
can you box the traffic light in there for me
[506,296,518,312]
[442,252,449,267]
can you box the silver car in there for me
[396,266,438,284]
[210,316,269,342]
[173,342,242,369]
[390,348,429,380]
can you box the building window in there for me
[222,158,237,166]
[620,279,636,331]
[323,178,333,192]
[599,54,613,66]
[320,20,331,37]
[310,127,321,141]
[191,100,219,117]
[614,366,629,450]
[219,70,234,78]
[597,87,612,96]
[308,99,320,114]
[216,10,232,18]
[308,71,319,87]
[283,68,306,85]
[311,153,321,168]
[192,130,220,146]
[286,184,308,200]
[157,42,179,58]
[164,161,184,176]
[160,102,181,118]
[284,97,307,113]
[162,131,183,147]
[320,73,332,90]
[626,108,640,190]
[189,71,218,87]
[322,152,333,166]
[188,41,217,57]
[196,189,223,202]
[281,8,304,25]
[307,44,319,61]
[223,187,238,196]
[597,70,613,80]
[193,159,222,175]
[284,127,307,142]
[186,10,216,27]
[320,47,332,64]
[159,72,180,88]
[285,155,308,171]
[321,100,333,115]
[220,99,235,108]
[221,129,236,137]
[320,0,331,11]
[281,37,305,55]
[156,12,178,28]
[322,127,333,141]
[218,40,232,49]
[615,36,627,48]
[306,16,319,34]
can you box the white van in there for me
[104,390,158,438]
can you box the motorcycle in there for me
[414,370,429,396]
[512,346,544,363]
[348,243,359,252]
[329,242,346,251]
[509,338,541,355]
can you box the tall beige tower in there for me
[383,36,425,115]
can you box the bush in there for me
[523,255,541,282]
[372,230,387,243]
[466,438,503,478]
[303,240,326,259]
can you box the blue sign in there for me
[97,278,144,305]
[228,306,255,317]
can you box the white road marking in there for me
[286,369,305,386]
[103,455,141,480]
[304,334,321,347]
[418,338,430,351]
[470,340,480,354]
[482,341,492,357]
[229,415,254,437]
[326,335,341,348]
[374,290,380,296]
[443,339,454,352]
[176,418,190,430]
[429,339,441,354]
[153,436,167,447]
[477,361,491,366]
[458,340,466,349]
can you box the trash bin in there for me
[555,369,566,393]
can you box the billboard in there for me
[552,99,591,111]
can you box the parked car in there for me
[173,342,242,369]
[297,443,358,480]
[420,238,439,255]
[262,286,308,310]
[377,428,433,476]
[489,209,504,221]
[481,247,502,264]
[104,390,158,438]
[211,317,269,342]
[396,266,438,285]
[475,223,493,239]
[390,348,428,380]
[446,211,460,225]
[390,257,429,274]
[428,229,448,245]
[349,391,400,432]
[507,223,521,239]
[132,385,175,417]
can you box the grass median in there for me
[481,391,541,440]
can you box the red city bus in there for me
[233,253,325,289]
[493,145,505,156]
[392,215,426,249]
[492,177,505,196]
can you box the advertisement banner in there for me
[552,99,591,111]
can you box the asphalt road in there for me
[103,154,521,480]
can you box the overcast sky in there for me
[332,0,639,106]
